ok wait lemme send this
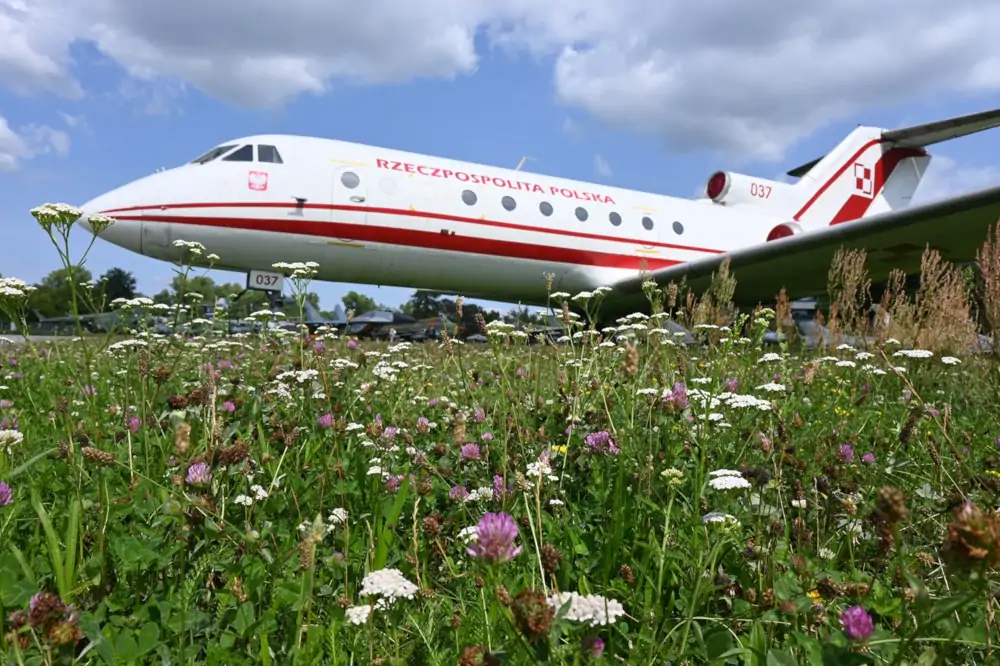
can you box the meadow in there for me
[0,204,999,665]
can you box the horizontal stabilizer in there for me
[786,107,1000,178]
[883,107,1000,147]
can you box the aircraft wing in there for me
[606,184,1000,318]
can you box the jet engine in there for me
[704,171,790,208]
[765,222,803,241]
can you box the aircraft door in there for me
[330,166,369,241]
[141,210,174,258]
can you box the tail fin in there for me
[303,300,323,321]
[787,107,1000,230]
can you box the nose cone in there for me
[80,192,143,255]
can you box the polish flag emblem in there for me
[853,163,873,196]
[249,171,268,191]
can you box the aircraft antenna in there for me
[514,156,536,171]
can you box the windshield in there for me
[190,144,237,164]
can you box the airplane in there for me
[77,107,1000,325]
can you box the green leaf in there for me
[767,649,798,666]
[916,648,937,666]
[706,628,735,661]
[137,622,160,656]
[7,447,60,478]
[235,601,256,636]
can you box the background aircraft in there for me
[77,107,1000,324]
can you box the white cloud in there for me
[593,154,611,176]
[4,1,1000,160]
[0,114,70,170]
[912,155,1000,205]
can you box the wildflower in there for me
[662,382,689,409]
[582,636,605,658]
[839,606,874,640]
[943,501,1000,571]
[547,591,625,626]
[0,481,12,506]
[359,568,418,604]
[861,452,875,464]
[0,428,23,453]
[185,462,213,486]
[222,401,236,413]
[584,430,620,455]
[127,417,140,432]
[449,485,469,501]
[511,589,554,642]
[467,512,522,564]
[708,469,750,491]
[838,444,855,463]
[661,468,684,486]
[317,413,334,428]
[345,605,371,625]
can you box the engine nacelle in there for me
[765,222,804,241]
[704,171,791,207]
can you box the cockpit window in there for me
[258,145,283,163]
[222,145,254,162]
[190,144,237,164]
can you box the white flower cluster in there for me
[273,261,319,279]
[345,605,371,625]
[893,348,933,359]
[233,485,268,506]
[359,568,418,606]
[0,277,35,300]
[547,591,625,626]
[328,508,348,525]
[708,469,751,491]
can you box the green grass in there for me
[0,310,998,665]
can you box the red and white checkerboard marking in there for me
[853,163,873,196]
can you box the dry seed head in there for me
[173,422,191,456]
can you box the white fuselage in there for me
[81,134,794,307]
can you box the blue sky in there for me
[3,5,1000,315]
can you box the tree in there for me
[98,267,138,308]
[342,290,379,314]
[27,267,96,318]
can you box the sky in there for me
[3,0,1000,314]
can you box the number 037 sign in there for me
[246,270,285,292]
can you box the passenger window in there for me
[190,144,237,164]
[258,145,283,163]
[609,212,622,226]
[222,145,254,162]
[462,190,477,206]
[575,207,588,221]
[501,196,516,211]
[539,202,553,216]
[672,221,684,234]
[642,216,654,231]
[341,171,360,188]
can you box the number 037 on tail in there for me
[78,107,1000,321]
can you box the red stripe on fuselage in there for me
[98,201,725,256]
[121,214,686,271]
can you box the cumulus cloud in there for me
[912,155,1000,205]
[4,1,1000,159]
[0,115,69,170]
